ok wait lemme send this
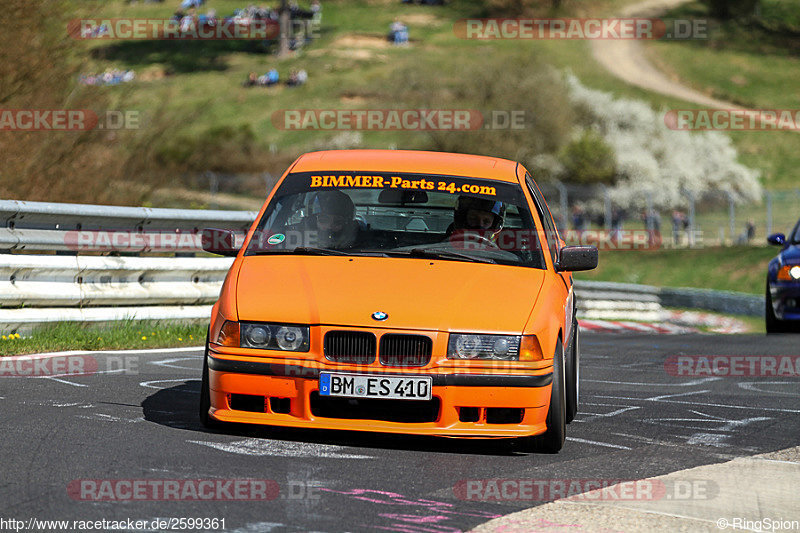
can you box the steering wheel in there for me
[452,230,499,249]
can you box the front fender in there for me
[523,274,569,359]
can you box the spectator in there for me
[671,210,684,245]
[641,208,661,247]
[640,208,660,230]
[311,0,322,23]
[243,71,258,87]
[80,69,135,86]
[198,8,216,25]
[738,219,756,245]
[571,205,586,231]
[611,207,626,240]
[287,68,307,86]
[180,11,195,32]
[388,18,408,45]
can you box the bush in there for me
[560,130,616,185]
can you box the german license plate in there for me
[319,372,432,400]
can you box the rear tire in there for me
[565,323,579,424]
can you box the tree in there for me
[560,131,616,185]
[701,0,760,19]
[278,0,291,57]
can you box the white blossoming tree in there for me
[559,74,762,210]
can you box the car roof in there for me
[290,150,521,183]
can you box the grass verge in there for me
[575,246,775,294]
[0,320,206,357]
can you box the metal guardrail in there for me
[0,255,234,308]
[0,199,765,333]
[0,200,252,332]
[575,280,764,318]
[0,199,257,252]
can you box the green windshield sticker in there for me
[267,233,286,245]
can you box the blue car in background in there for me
[766,218,800,333]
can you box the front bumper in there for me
[770,282,800,321]
[206,350,553,438]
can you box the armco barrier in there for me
[575,280,764,318]
[0,199,250,333]
[0,199,256,252]
[0,255,234,308]
[0,199,766,333]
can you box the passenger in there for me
[307,190,359,248]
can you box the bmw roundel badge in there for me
[371,311,388,321]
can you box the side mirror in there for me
[201,228,239,256]
[767,233,786,246]
[556,246,598,272]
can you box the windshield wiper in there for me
[248,247,352,256]
[386,248,496,264]
[292,247,354,256]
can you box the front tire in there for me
[565,323,579,424]
[518,338,566,454]
[766,282,786,334]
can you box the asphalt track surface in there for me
[2,333,799,532]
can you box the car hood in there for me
[235,255,545,332]
[779,244,800,264]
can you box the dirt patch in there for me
[137,66,169,82]
[333,34,392,49]
[400,13,440,26]
[340,95,368,104]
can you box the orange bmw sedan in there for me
[199,150,597,452]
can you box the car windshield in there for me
[792,219,800,243]
[245,171,546,269]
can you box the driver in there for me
[451,195,506,243]
[307,190,359,248]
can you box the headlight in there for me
[244,324,271,347]
[447,334,521,360]
[777,265,800,281]
[276,326,304,351]
[238,322,309,351]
